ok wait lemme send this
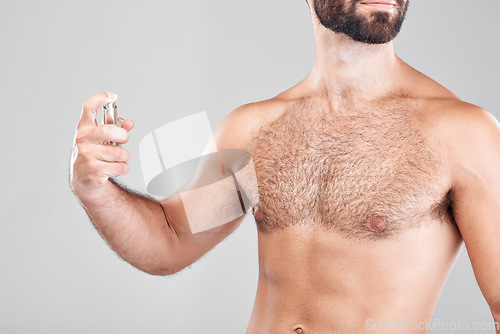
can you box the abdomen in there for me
[247,222,462,333]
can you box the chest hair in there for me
[248,98,450,239]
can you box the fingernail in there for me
[107,92,117,100]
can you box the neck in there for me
[307,21,402,103]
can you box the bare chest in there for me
[248,102,451,239]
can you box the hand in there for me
[70,92,134,196]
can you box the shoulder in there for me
[427,98,498,147]
[213,98,289,150]
[425,98,500,186]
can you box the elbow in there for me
[140,262,178,276]
[136,234,183,276]
[134,236,189,276]
[140,261,184,277]
[144,267,176,276]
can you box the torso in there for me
[249,96,452,238]
[243,91,464,333]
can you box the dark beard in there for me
[313,0,409,44]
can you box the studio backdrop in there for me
[0,0,499,333]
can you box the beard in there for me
[313,0,409,44]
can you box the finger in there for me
[94,145,131,163]
[119,119,134,132]
[101,162,130,178]
[78,92,118,129]
[91,124,129,144]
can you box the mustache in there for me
[353,0,408,11]
[356,0,405,3]
[355,0,407,7]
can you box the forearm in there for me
[72,178,176,275]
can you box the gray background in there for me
[0,0,499,333]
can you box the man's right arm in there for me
[70,93,255,276]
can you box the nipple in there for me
[253,206,263,222]
[368,216,387,232]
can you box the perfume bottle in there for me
[102,102,121,145]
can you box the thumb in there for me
[78,92,118,129]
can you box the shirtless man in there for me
[70,0,500,333]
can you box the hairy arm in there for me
[72,177,177,275]
[447,103,500,328]
[71,94,258,275]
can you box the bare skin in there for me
[70,1,500,333]
[245,78,463,333]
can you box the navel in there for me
[294,327,303,334]
[368,216,387,232]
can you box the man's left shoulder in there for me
[422,98,498,141]
[425,98,500,179]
